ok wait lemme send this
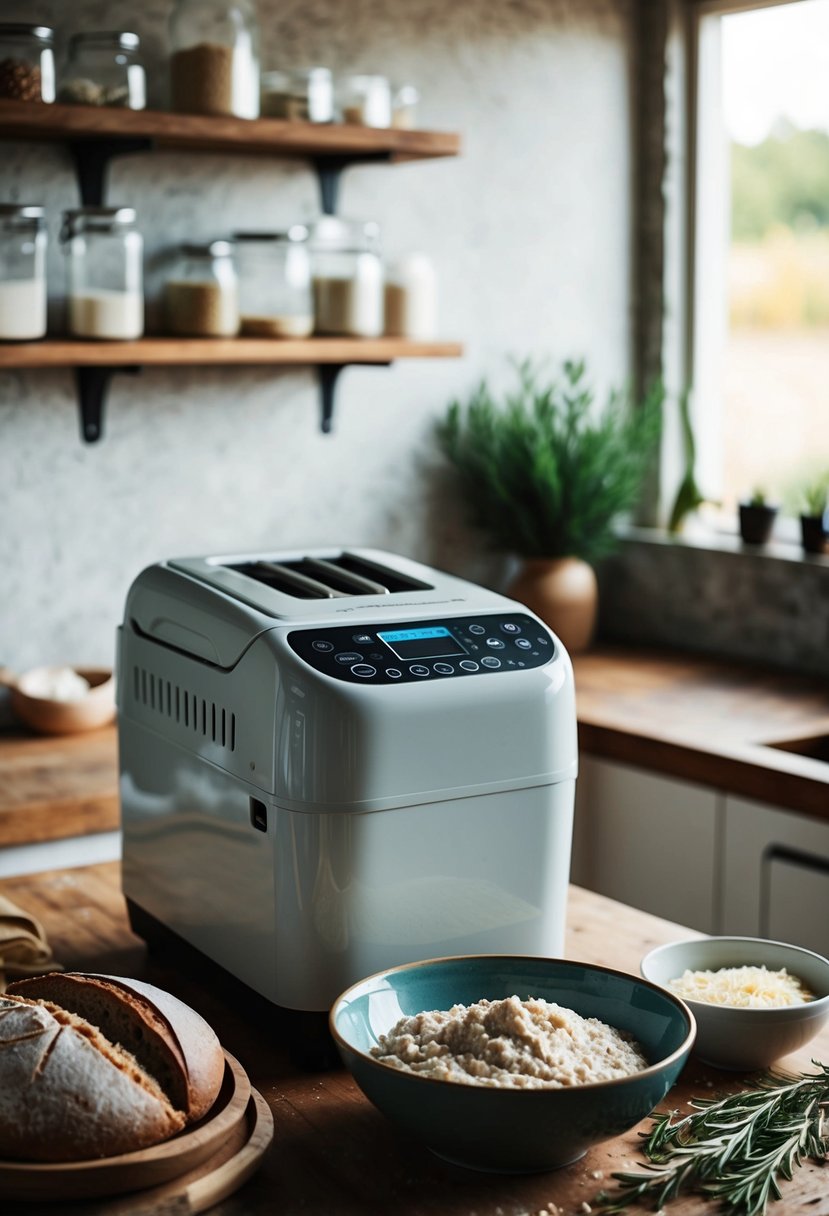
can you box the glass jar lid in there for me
[68,31,141,52]
[233,226,309,244]
[180,240,234,259]
[0,203,44,223]
[61,207,137,238]
[307,216,381,253]
[0,24,55,44]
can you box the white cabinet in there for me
[571,756,721,933]
[721,795,829,956]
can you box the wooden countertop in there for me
[574,647,829,820]
[2,646,828,851]
[1,862,827,1215]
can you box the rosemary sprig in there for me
[596,1063,829,1216]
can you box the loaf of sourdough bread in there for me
[1,973,225,1161]
[0,995,185,1161]
[10,972,224,1122]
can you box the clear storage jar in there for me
[338,74,391,128]
[260,68,332,122]
[0,24,55,102]
[165,241,239,337]
[0,205,47,341]
[169,0,259,118]
[384,253,437,340]
[234,229,313,338]
[309,218,383,338]
[58,31,146,109]
[61,207,143,340]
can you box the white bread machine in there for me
[118,548,578,1011]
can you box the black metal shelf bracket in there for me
[69,138,153,206]
[76,365,141,443]
[311,151,394,216]
[316,361,391,434]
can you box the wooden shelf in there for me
[0,337,463,370]
[0,99,461,162]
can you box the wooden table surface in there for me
[2,862,827,1216]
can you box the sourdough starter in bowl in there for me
[371,995,648,1089]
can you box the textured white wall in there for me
[1,0,633,669]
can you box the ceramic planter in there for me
[800,513,828,555]
[738,502,778,545]
[507,557,597,654]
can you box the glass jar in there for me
[61,207,144,340]
[338,74,391,128]
[392,84,419,130]
[260,68,332,123]
[384,253,437,340]
[234,228,313,338]
[169,0,259,118]
[58,32,146,109]
[0,205,47,341]
[309,217,383,338]
[165,241,239,337]
[0,24,55,102]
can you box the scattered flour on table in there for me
[370,996,648,1088]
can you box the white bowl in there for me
[641,936,829,1070]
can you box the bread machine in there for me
[118,548,578,1012]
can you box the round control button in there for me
[433,662,454,675]
[409,664,430,677]
[312,640,334,652]
[486,637,505,649]
[481,656,501,669]
[501,622,521,634]
[351,664,376,678]
[335,651,363,664]
[459,659,479,672]
[515,638,532,650]
[536,636,550,646]
[468,623,486,635]
[385,668,402,679]
[353,633,373,644]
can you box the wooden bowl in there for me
[7,666,116,735]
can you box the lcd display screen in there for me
[377,626,468,661]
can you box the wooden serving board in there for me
[5,1088,273,1216]
[0,1051,252,1202]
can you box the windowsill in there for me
[617,524,829,570]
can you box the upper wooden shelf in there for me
[0,100,461,162]
[0,337,463,369]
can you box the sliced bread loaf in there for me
[8,972,224,1123]
[0,995,185,1161]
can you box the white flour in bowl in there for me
[370,995,648,1089]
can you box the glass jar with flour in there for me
[309,217,383,338]
[61,207,143,340]
[0,205,47,341]
[165,241,239,337]
[169,0,259,117]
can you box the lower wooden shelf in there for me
[0,337,463,440]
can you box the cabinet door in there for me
[722,796,829,954]
[572,756,721,932]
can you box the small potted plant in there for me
[738,488,778,545]
[437,359,662,653]
[798,473,829,555]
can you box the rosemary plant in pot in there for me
[438,360,662,653]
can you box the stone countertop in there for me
[573,646,829,820]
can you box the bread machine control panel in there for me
[287,614,556,684]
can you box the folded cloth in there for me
[0,893,62,993]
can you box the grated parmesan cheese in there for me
[668,965,813,1008]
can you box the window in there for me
[690,0,829,528]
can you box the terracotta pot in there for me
[507,557,598,653]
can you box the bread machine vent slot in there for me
[225,551,433,599]
[132,666,236,751]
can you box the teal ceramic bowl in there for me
[330,955,696,1173]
